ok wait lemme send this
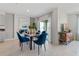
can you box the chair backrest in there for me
[17,32,22,42]
[19,29,24,34]
[42,33,47,43]
[37,32,47,44]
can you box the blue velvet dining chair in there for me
[17,32,29,51]
[33,31,48,55]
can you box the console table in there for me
[59,32,67,44]
[59,32,72,44]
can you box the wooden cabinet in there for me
[59,32,72,44]
[59,32,66,44]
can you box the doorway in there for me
[40,20,48,32]
[39,19,51,43]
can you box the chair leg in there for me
[34,43,35,50]
[44,44,46,51]
[38,45,40,55]
[27,42,29,45]
[21,43,23,51]
[19,42,21,47]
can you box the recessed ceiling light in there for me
[27,9,30,12]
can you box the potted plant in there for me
[29,22,37,34]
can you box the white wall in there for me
[51,8,59,45]
[5,13,14,39]
[14,15,30,39]
[67,14,78,40]
[58,7,68,32]
[0,15,5,25]
[0,15,6,41]
[35,17,39,30]
[0,13,14,41]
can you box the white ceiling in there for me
[0,3,79,17]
